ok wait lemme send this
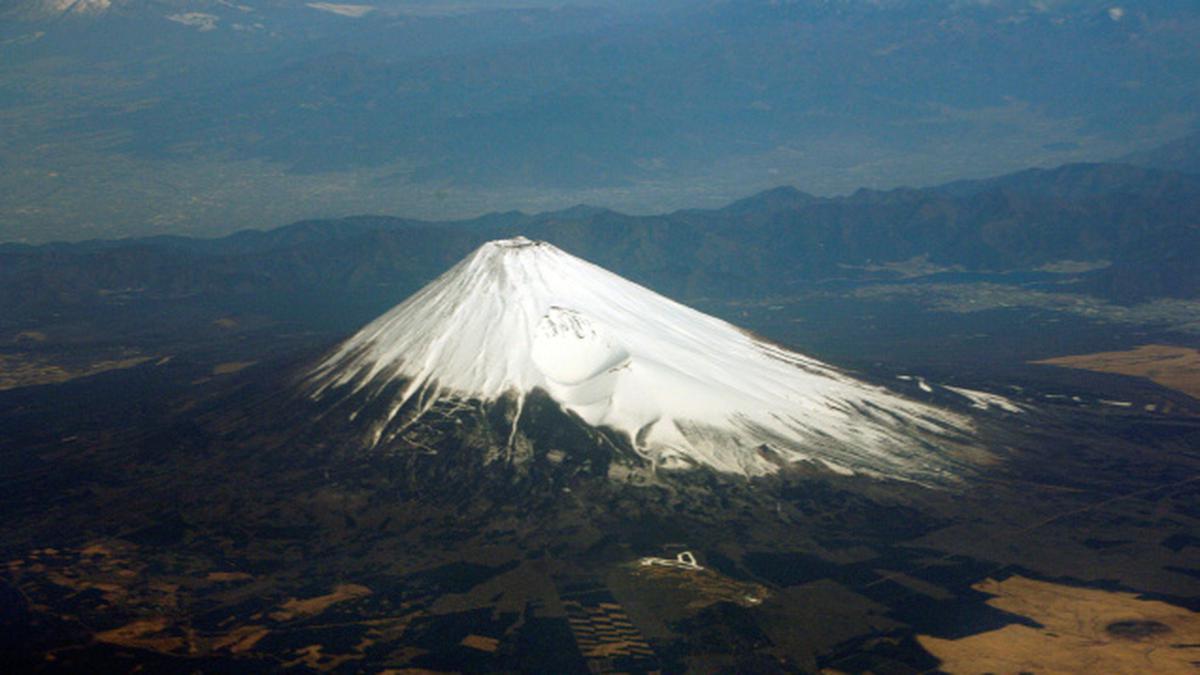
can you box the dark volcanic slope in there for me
[2,330,1199,673]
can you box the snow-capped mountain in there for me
[309,237,978,482]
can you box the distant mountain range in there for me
[3,160,1198,334]
[1124,131,1200,176]
[98,0,1200,182]
[2,0,1198,240]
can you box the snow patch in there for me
[306,3,375,18]
[945,385,1024,413]
[167,12,218,31]
[42,0,110,15]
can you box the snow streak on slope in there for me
[310,237,974,480]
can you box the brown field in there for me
[8,542,397,665]
[212,360,258,375]
[94,617,186,652]
[210,625,270,653]
[0,354,154,390]
[270,583,372,621]
[1033,344,1200,400]
[460,634,500,652]
[919,575,1200,674]
[206,571,254,583]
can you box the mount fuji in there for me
[307,237,982,483]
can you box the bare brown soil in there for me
[460,634,500,652]
[212,360,258,375]
[919,575,1200,674]
[6,542,390,666]
[0,354,153,390]
[270,583,373,621]
[1033,344,1200,400]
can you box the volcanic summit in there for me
[308,237,975,481]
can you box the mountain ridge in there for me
[2,161,1198,329]
[6,0,1197,239]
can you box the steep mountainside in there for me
[308,237,979,481]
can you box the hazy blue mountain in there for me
[2,0,1198,241]
[104,0,1200,180]
[4,161,1198,333]
[1122,131,1200,176]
